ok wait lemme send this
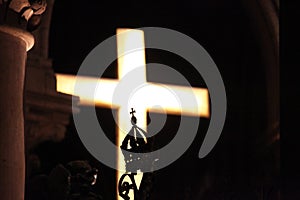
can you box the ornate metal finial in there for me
[118,108,157,200]
[130,108,137,125]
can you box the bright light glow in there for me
[56,74,118,108]
[55,28,210,200]
[117,28,146,83]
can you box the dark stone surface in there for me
[0,28,27,200]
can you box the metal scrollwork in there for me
[118,173,138,200]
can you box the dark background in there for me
[32,0,280,199]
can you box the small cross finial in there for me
[130,108,137,125]
[130,108,136,116]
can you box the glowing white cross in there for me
[56,28,210,200]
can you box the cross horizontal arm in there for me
[144,83,210,118]
[56,74,210,118]
[56,74,118,108]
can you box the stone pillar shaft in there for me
[0,25,34,200]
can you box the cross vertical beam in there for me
[116,29,147,199]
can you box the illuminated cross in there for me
[56,28,210,200]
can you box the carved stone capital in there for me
[0,0,47,31]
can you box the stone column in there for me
[0,25,34,200]
[0,0,46,199]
